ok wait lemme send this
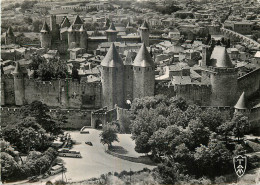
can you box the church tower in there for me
[13,62,25,106]
[101,43,124,109]
[139,21,150,46]
[105,22,118,42]
[133,43,155,99]
[209,46,238,106]
[40,21,52,49]
[5,26,16,45]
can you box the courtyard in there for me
[39,129,155,184]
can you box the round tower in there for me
[40,21,52,49]
[133,43,155,100]
[105,22,118,42]
[5,26,16,45]
[209,46,238,106]
[13,62,25,106]
[79,25,88,49]
[68,25,76,48]
[139,21,150,47]
[101,43,124,109]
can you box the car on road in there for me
[85,141,93,146]
[80,130,90,134]
[49,164,66,175]
[58,148,82,158]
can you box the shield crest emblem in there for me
[233,155,247,177]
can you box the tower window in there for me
[139,68,140,71]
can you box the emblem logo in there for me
[233,155,247,178]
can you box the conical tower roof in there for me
[133,43,154,67]
[140,20,149,30]
[41,21,50,33]
[126,21,133,28]
[209,46,233,68]
[103,18,110,28]
[13,62,22,74]
[106,22,118,33]
[124,51,135,65]
[6,26,14,36]
[101,43,123,67]
[67,25,74,32]
[60,16,71,28]
[79,25,85,32]
[234,92,247,109]
[73,15,83,25]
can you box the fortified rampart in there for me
[238,68,260,98]
[1,107,93,129]
[174,84,212,106]
[1,77,102,109]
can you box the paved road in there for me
[40,129,155,184]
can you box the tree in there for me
[100,123,119,149]
[194,138,232,177]
[231,112,250,141]
[20,101,63,136]
[38,58,68,80]
[1,152,21,181]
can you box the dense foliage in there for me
[100,123,119,148]
[129,95,252,182]
[1,147,57,182]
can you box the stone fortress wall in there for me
[1,77,102,109]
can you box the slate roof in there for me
[106,22,118,33]
[140,20,149,30]
[209,46,234,68]
[133,43,154,67]
[234,92,247,109]
[6,26,14,36]
[60,17,71,28]
[73,15,83,25]
[101,43,123,67]
[41,21,50,33]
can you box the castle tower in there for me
[209,46,238,106]
[13,62,25,106]
[126,21,133,34]
[124,51,135,103]
[68,25,76,48]
[101,43,124,109]
[234,92,248,114]
[201,45,211,67]
[105,22,118,42]
[79,25,88,49]
[40,21,52,49]
[50,15,59,40]
[133,43,155,99]
[103,18,110,29]
[5,26,16,45]
[139,21,150,46]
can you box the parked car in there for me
[49,164,66,175]
[85,141,93,146]
[58,148,82,158]
[80,130,90,134]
